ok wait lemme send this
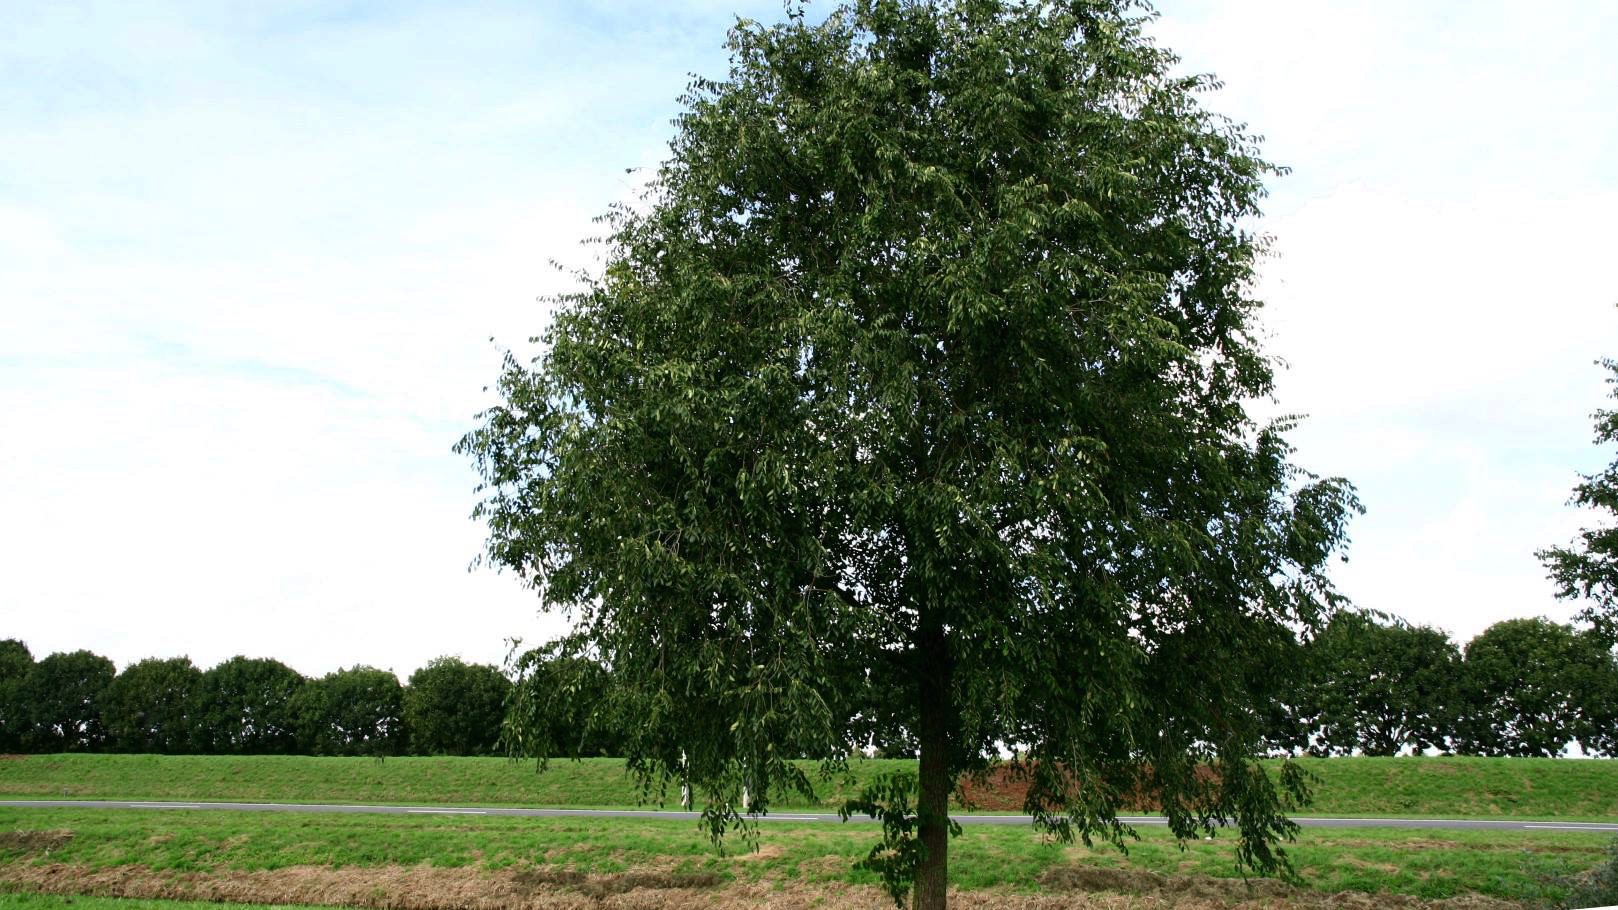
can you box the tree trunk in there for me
[914,622,952,910]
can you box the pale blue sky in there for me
[3,1,1615,678]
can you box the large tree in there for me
[459,2,1358,906]
[1540,359,1618,643]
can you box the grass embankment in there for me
[1280,756,1618,819]
[2,754,1617,820]
[1,806,1610,906]
[0,754,896,812]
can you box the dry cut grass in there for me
[0,861,1536,910]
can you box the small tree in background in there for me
[403,657,510,756]
[192,656,305,754]
[103,656,203,754]
[1301,613,1460,756]
[292,666,405,757]
[0,639,33,752]
[1540,359,1618,644]
[1453,618,1616,757]
[460,1,1360,905]
[23,650,116,752]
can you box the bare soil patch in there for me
[956,765,1222,813]
[732,843,786,863]
[514,868,722,898]
[0,862,1532,910]
[0,830,73,855]
[1038,866,1293,900]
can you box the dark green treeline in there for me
[0,617,1613,757]
[0,646,554,757]
[1262,615,1618,758]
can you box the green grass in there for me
[1064,826,1613,901]
[0,754,905,812]
[0,806,1610,903]
[1281,756,1618,820]
[3,754,1617,821]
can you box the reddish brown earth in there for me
[956,765,1224,813]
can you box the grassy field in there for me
[1,805,1612,906]
[2,754,1617,820]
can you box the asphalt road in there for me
[1,799,1615,832]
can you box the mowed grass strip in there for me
[3,754,1618,820]
[1279,756,1618,820]
[1,807,1612,903]
[0,755,898,812]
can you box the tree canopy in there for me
[460,1,1358,905]
[1299,614,1460,757]
[23,650,116,752]
[504,647,625,761]
[0,639,33,752]
[1540,359,1618,643]
[403,657,511,756]
[292,666,406,757]
[192,656,305,755]
[1454,618,1618,757]
[103,656,203,754]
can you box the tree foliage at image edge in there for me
[1541,358,1618,644]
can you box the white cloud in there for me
[0,0,733,674]
[1253,179,1614,642]
[2,0,1616,677]
[1144,1,1618,641]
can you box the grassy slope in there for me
[1282,756,1618,818]
[1,806,1612,902]
[0,754,900,811]
[3,754,1617,820]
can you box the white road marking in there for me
[405,809,488,815]
[127,803,202,809]
[1524,823,1618,830]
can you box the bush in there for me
[1554,838,1618,909]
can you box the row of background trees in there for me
[0,644,532,756]
[2,616,1614,759]
[1263,614,1618,758]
